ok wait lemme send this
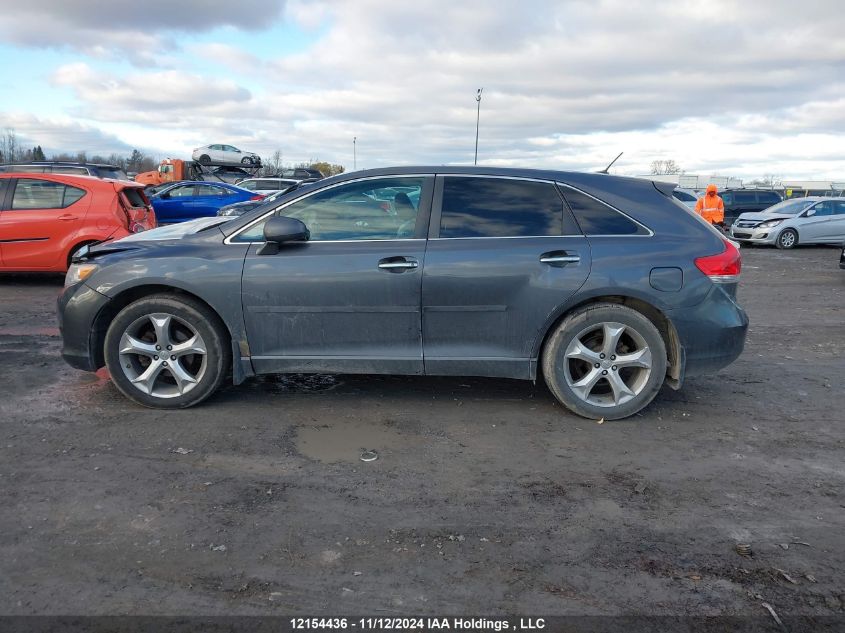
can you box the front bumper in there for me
[729,223,781,245]
[666,284,749,378]
[57,282,111,372]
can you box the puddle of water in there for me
[296,420,420,463]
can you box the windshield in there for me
[763,198,816,215]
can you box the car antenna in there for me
[597,151,623,174]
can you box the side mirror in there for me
[805,208,816,217]
[258,216,310,255]
[159,192,170,200]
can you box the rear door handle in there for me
[58,214,78,221]
[378,256,419,271]
[540,251,580,265]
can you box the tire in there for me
[776,228,798,249]
[241,156,253,165]
[104,294,230,409]
[199,154,211,166]
[66,241,96,269]
[542,303,667,420]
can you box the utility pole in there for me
[353,136,357,170]
[474,88,483,165]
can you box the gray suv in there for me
[58,167,748,420]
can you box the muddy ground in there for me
[0,245,843,619]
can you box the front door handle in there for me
[378,256,419,272]
[540,251,580,265]
[58,214,78,221]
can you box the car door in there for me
[799,201,835,242]
[152,184,197,223]
[421,175,591,379]
[193,184,235,217]
[828,201,845,242]
[0,177,89,269]
[235,174,434,375]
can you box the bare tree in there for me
[650,159,683,175]
[0,128,20,163]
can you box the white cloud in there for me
[2,0,845,178]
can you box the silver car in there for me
[192,144,261,166]
[730,197,845,249]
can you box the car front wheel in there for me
[776,228,798,249]
[241,156,253,165]
[542,303,667,420]
[104,294,230,408]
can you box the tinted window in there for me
[721,192,733,205]
[673,190,696,202]
[122,188,147,208]
[235,176,425,242]
[759,192,781,204]
[439,177,568,238]
[735,191,756,204]
[833,201,845,215]
[98,167,129,180]
[559,186,646,235]
[11,179,86,210]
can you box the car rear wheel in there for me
[776,228,798,249]
[199,154,211,165]
[542,303,667,420]
[104,294,230,409]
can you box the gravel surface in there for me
[0,245,843,616]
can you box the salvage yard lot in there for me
[0,246,843,615]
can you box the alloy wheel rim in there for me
[781,232,795,247]
[562,321,653,408]
[118,312,208,398]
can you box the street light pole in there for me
[353,136,357,170]
[474,88,483,166]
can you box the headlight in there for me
[65,263,99,288]
[758,219,783,228]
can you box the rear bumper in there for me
[57,282,111,372]
[667,285,749,378]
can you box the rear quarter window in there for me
[121,188,148,208]
[558,186,648,235]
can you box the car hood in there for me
[116,217,233,242]
[736,212,795,222]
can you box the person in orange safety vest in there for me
[694,184,725,225]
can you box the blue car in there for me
[149,181,262,223]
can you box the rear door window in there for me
[558,186,647,235]
[10,178,86,210]
[438,176,572,238]
[197,184,231,196]
[735,191,756,204]
[758,192,781,205]
[167,185,196,197]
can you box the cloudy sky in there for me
[1,0,844,179]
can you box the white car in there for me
[235,177,299,195]
[729,197,845,249]
[192,144,261,167]
[672,187,700,211]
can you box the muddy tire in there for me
[104,294,230,409]
[542,303,667,420]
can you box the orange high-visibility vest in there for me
[695,194,724,224]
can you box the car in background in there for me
[148,181,263,224]
[192,144,261,167]
[672,188,699,210]
[236,177,299,195]
[0,172,155,272]
[59,166,747,420]
[719,189,782,225]
[730,197,845,249]
[217,188,295,217]
[278,168,325,180]
[0,162,130,181]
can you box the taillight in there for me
[695,239,741,283]
[250,194,265,201]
